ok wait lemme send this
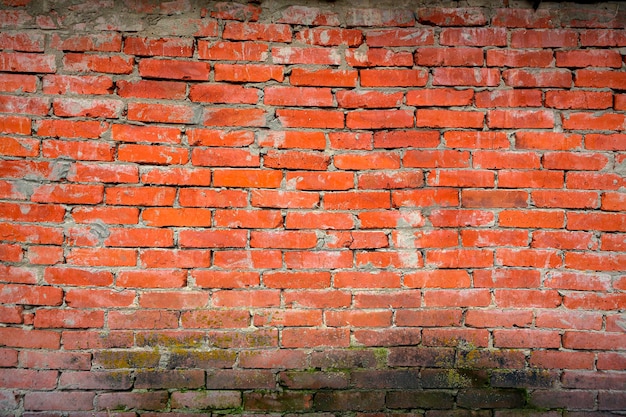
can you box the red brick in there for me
[345,48,413,67]
[416,109,484,128]
[392,189,459,208]
[0,31,44,52]
[290,68,358,87]
[530,351,594,370]
[361,69,428,87]
[34,309,104,329]
[476,89,542,108]
[263,271,330,289]
[512,29,578,48]
[192,147,259,167]
[0,223,63,245]
[486,49,553,67]
[109,310,179,329]
[53,97,123,118]
[602,192,626,211]
[31,183,103,205]
[0,284,63,306]
[140,167,212,186]
[179,229,248,248]
[407,88,473,107]
[428,209,493,228]
[503,69,572,88]
[198,40,268,61]
[440,28,507,46]
[213,290,280,308]
[345,8,415,27]
[296,28,362,46]
[467,310,531,329]
[66,248,137,267]
[494,329,561,348]
[433,67,500,87]
[214,63,284,83]
[567,172,624,190]
[0,327,60,349]
[515,131,582,150]
[0,115,30,135]
[347,109,413,129]
[42,139,113,161]
[580,29,626,46]
[272,46,341,65]
[337,90,403,109]
[282,328,350,348]
[188,129,254,147]
[214,209,282,228]
[278,5,340,26]
[419,7,487,26]
[532,190,599,209]
[0,51,56,73]
[192,270,259,289]
[63,53,133,74]
[562,112,626,131]
[0,202,64,223]
[284,290,351,309]
[204,107,266,127]
[211,1,261,21]
[565,252,626,271]
[462,229,528,248]
[284,250,353,269]
[575,69,626,89]
[0,95,50,115]
[140,249,211,269]
[0,73,37,92]
[36,119,107,138]
[259,131,325,150]
[143,208,212,227]
[546,90,612,109]
[365,28,434,47]
[44,267,113,287]
[598,353,626,370]
[224,21,291,42]
[116,79,186,99]
[118,144,188,165]
[105,186,176,206]
[405,270,470,289]
[324,191,389,210]
[124,36,193,57]
[277,109,343,129]
[251,230,318,249]
[51,32,121,52]
[426,249,493,269]
[556,49,623,68]
[543,152,609,171]
[128,102,198,124]
[96,391,168,411]
[24,391,95,411]
[488,109,554,128]
[326,310,392,327]
[404,150,470,169]
[212,250,281,270]
[424,288,491,306]
[563,333,626,351]
[181,310,250,328]
[358,171,424,189]
[139,58,210,80]
[396,308,459,327]
[265,86,332,107]
[213,169,282,188]
[444,131,509,149]
[586,133,626,151]
[0,244,22,262]
[190,83,258,104]
[499,170,563,188]
[0,136,38,157]
[496,248,561,268]
[492,8,558,28]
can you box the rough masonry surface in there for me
[0,0,625,415]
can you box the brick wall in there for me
[0,0,625,414]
